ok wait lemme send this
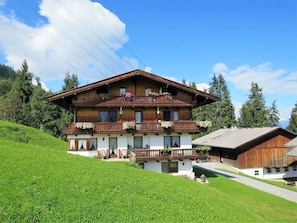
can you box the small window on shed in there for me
[284,167,289,172]
[267,168,271,173]
[254,170,259,176]
[293,166,297,171]
[275,167,280,173]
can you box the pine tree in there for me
[193,74,236,137]
[238,82,269,127]
[62,72,80,91]
[268,100,280,127]
[60,72,80,126]
[287,102,297,134]
[13,60,34,104]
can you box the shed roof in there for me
[285,147,297,157]
[192,127,283,149]
[284,137,297,147]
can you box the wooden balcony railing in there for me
[130,148,203,161]
[72,95,194,107]
[62,121,200,135]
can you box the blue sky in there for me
[0,0,296,124]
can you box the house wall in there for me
[143,160,193,175]
[67,133,192,152]
[240,166,297,179]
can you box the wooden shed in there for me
[192,127,297,179]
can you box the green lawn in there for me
[1,121,297,222]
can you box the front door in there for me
[109,137,117,157]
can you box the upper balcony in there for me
[71,93,194,108]
[63,121,202,135]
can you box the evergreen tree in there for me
[268,100,280,127]
[0,64,17,80]
[287,102,297,134]
[62,72,80,91]
[0,91,22,122]
[60,72,80,126]
[193,74,236,138]
[13,60,34,104]
[30,87,63,137]
[238,82,269,127]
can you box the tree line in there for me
[0,61,79,138]
[0,61,296,139]
[184,74,297,138]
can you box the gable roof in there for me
[192,127,293,149]
[285,147,297,157]
[47,69,219,109]
[284,137,297,157]
[284,137,297,147]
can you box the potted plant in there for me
[161,147,172,155]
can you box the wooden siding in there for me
[237,135,296,168]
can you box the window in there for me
[163,111,179,121]
[145,88,152,96]
[172,111,179,121]
[90,138,97,150]
[161,162,178,173]
[99,111,108,122]
[99,111,117,122]
[254,170,259,176]
[163,111,170,121]
[134,136,143,148]
[275,167,280,172]
[293,166,297,171]
[120,87,126,96]
[267,168,271,173]
[69,139,75,150]
[164,136,180,148]
[78,139,87,150]
[284,167,289,172]
[109,111,117,122]
[135,111,143,123]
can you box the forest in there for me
[1,60,297,139]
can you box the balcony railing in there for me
[62,121,200,135]
[130,148,203,161]
[72,94,194,107]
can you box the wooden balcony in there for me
[71,94,194,107]
[62,121,200,135]
[131,148,204,162]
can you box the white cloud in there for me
[144,66,152,73]
[212,62,297,95]
[0,0,137,84]
[32,78,49,92]
[196,83,210,92]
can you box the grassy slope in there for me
[0,121,296,222]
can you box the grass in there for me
[1,120,297,222]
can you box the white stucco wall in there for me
[143,160,193,175]
[240,166,297,179]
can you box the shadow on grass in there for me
[193,165,236,179]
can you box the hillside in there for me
[0,121,296,222]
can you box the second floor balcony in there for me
[63,121,201,135]
[71,94,194,108]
